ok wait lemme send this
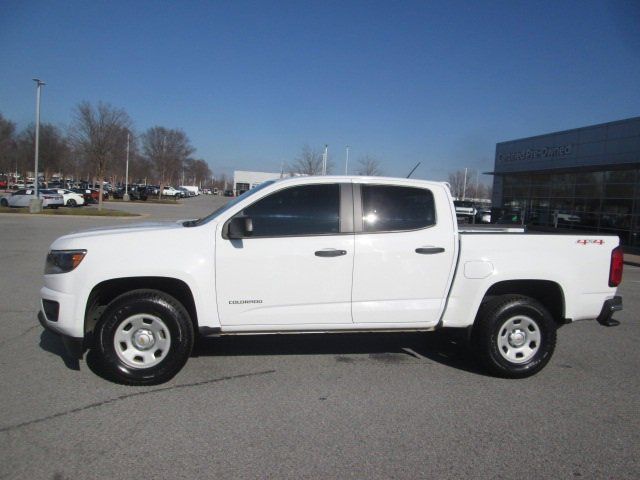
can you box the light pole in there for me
[322,144,328,175]
[30,78,45,213]
[345,145,350,175]
[124,132,130,201]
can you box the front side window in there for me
[241,184,340,237]
[362,185,435,232]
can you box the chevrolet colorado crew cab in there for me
[39,176,624,385]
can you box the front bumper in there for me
[597,296,623,326]
[38,310,85,358]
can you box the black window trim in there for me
[353,183,438,234]
[222,182,353,239]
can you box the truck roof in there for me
[269,175,450,189]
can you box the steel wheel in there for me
[113,313,172,369]
[95,289,194,385]
[496,315,541,364]
[473,294,557,378]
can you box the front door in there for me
[216,182,354,327]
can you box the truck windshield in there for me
[183,180,276,227]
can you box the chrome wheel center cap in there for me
[508,329,526,347]
[132,329,155,350]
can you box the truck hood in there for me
[52,220,196,244]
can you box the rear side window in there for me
[242,184,340,237]
[361,185,435,232]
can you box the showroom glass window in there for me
[362,185,435,232]
[241,184,340,237]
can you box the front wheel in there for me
[0,198,8,207]
[66,199,77,207]
[94,290,194,385]
[472,295,557,378]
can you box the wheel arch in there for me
[85,277,199,339]
[479,280,566,325]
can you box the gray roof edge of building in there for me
[495,116,640,146]
[488,161,640,176]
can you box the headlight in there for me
[45,250,87,274]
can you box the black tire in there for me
[94,289,194,385]
[0,198,8,207]
[472,294,557,378]
[66,199,77,207]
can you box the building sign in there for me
[498,144,572,164]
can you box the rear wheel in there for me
[94,290,194,385]
[472,295,557,378]
[0,198,8,207]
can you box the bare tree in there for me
[70,102,132,209]
[288,145,330,175]
[447,169,493,200]
[183,158,212,187]
[128,152,154,185]
[0,113,17,175]
[356,155,382,176]
[18,123,71,182]
[141,127,194,195]
[448,169,476,200]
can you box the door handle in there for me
[415,247,445,255]
[315,249,347,257]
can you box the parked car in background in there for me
[554,212,581,224]
[71,188,108,204]
[43,189,85,207]
[1,189,63,208]
[475,208,492,224]
[180,185,200,196]
[223,190,234,197]
[112,186,149,201]
[71,188,95,204]
[162,186,181,197]
[176,187,190,198]
[147,185,160,196]
[454,200,477,219]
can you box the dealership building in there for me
[490,116,640,249]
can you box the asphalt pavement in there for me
[0,195,638,479]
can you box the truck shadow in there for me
[41,328,489,378]
[38,330,80,371]
[193,330,490,376]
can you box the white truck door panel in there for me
[351,184,456,325]
[216,235,354,326]
[215,182,354,326]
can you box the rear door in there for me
[351,183,457,326]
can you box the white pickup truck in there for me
[39,176,623,385]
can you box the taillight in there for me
[609,246,623,287]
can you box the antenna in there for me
[406,162,421,178]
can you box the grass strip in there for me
[0,206,138,217]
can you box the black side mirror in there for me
[227,215,253,239]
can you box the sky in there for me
[1,0,639,182]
